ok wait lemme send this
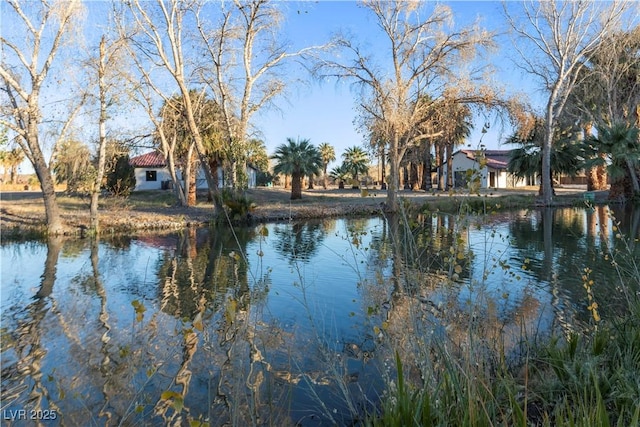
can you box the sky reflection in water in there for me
[1,206,638,426]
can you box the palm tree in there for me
[587,121,640,200]
[507,119,584,195]
[271,138,322,200]
[318,142,336,189]
[342,146,369,188]
[329,164,350,189]
[0,147,25,184]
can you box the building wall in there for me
[444,152,488,188]
[444,151,536,189]
[487,168,509,189]
[195,167,258,189]
[508,174,535,187]
[194,168,220,190]
[135,165,257,191]
[134,167,172,191]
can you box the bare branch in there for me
[312,1,497,209]
[504,0,630,205]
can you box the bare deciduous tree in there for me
[121,0,222,211]
[313,1,496,212]
[195,0,324,190]
[589,27,640,127]
[0,0,85,235]
[87,33,130,233]
[504,0,630,205]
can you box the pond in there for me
[1,205,639,426]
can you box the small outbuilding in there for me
[129,152,173,191]
[129,151,258,191]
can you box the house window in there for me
[146,171,157,181]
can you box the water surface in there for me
[2,206,638,425]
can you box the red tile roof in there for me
[130,151,167,168]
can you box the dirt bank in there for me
[1,185,600,237]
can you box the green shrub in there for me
[216,189,255,222]
[105,155,136,196]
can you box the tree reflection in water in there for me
[1,207,638,425]
[3,237,62,418]
[509,206,640,320]
[272,219,330,264]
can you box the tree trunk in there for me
[402,165,410,189]
[90,36,108,235]
[437,144,445,191]
[229,159,238,190]
[38,166,64,235]
[29,131,64,235]
[541,97,555,205]
[207,157,220,202]
[584,122,597,192]
[386,133,399,212]
[158,130,187,206]
[10,165,18,184]
[187,145,197,207]
[595,160,607,190]
[410,162,419,190]
[586,166,598,191]
[291,172,302,200]
[15,115,64,235]
[323,165,328,189]
[171,153,188,206]
[380,147,387,189]
[421,141,432,190]
[446,144,453,190]
[626,158,640,195]
[608,175,628,201]
[308,174,314,189]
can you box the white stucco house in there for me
[441,149,537,189]
[129,151,257,191]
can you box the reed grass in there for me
[364,200,640,427]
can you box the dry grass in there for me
[0,185,594,237]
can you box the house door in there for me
[454,171,467,188]
[489,172,496,188]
